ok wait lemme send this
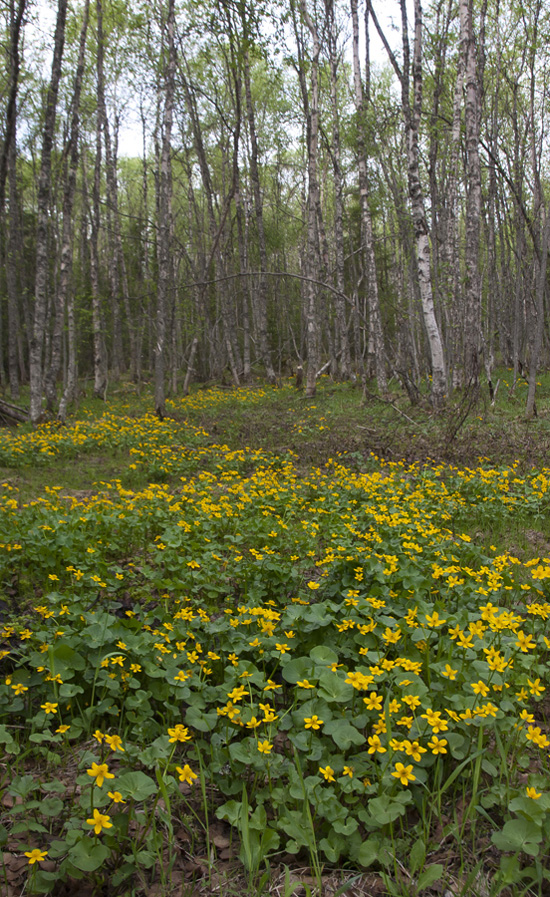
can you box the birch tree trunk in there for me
[0,0,26,216]
[46,0,89,415]
[369,0,446,406]
[90,115,108,400]
[526,210,550,418]
[155,0,176,418]
[459,0,482,384]
[96,0,137,380]
[242,38,276,384]
[325,0,351,381]
[294,0,322,398]
[7,122,19,398]
[29,0,67,425]
[351,0,386,391]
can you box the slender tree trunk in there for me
[351,0,386,391]
[7,123,19,399]
[0,0,26,216]
[155,0,176,418]
[90,117,108,399]
[47,0,89,414]
[526,210,550,417]
[294,0,322,398]
[242,39,276,383]
[459,0,482,383]
[325,0,351,381]
[29,0,68,425]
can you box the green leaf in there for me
[68,840,110,872]
[409,838,425,874]
[366,794,407,825]
[40,798,64,817]
[309,646,338,665]
[185,705,218,731]
[416,864,444,890]
[355,837,380,867]
[317,671,353,703]
[116,771,157,801]
[281,656,313,683]
[492,819,542,856]
[322,719,365,750]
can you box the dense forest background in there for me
[1,0,549,422]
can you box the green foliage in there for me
[1,382,550,894]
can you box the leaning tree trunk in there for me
[29,0,67,425]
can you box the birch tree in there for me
[29,0,68,425]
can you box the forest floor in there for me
[1,370,550,897]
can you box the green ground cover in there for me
[1,377,550,896]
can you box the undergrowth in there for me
[0,377,550,896]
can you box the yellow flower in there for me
[86,808,113,834]
[176,764,198,784]
[257,740,273,755]
[363,691,383,711]
[11,683,28,695]
[25,849,48,865]
[108,791,126,803]
[425,611,446,627]
[342,766,354,778]
[319,765,335,782]
[167,724,191,743]
[297,679,315,689]
[86,762,115,788]
[403,740,427,761]
[105,734,124,752]
[56,724,70,734]
[92,729,104,743]
[528,678,545,696]
[526,786,542,799]
[391,762,416,785]
[367,734,386,754]
[428,736,448,755]
[471,680,490,697]
[402,694,421,710]
[304,715,323,730]
[40,701,58,714]
[307,581,320,590]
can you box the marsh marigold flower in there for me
[526,787,542,800]
[86,809,113,834]
[304,715,323,730]
[392,763,416,786]
[176,764,198,784]
[86,762,115,788]
[167,724,191,743]
[25,849,47,865]
[319,765,335,782]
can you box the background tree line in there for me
[1,0,549,422]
